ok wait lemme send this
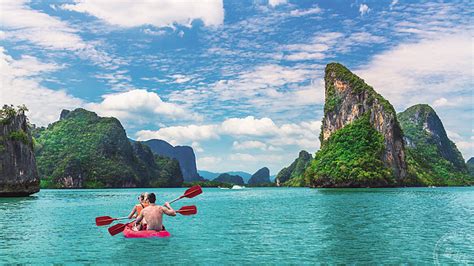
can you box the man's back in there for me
[134,193,176,231]
[142,205,164,231]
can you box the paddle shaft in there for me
[169,196,182,204]
[113,216,129,221]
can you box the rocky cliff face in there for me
[248,167,270,185]
[0,106,40,196]
[467,158,474,176]
[144,139,203,182]
[35,108,183,188]
[307,63,407,187]
[399,104,466,170]
[275,150,312,186]
[399,104,471,185]
[322,63,407,179]
[213,173,244,185]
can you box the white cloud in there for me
[290,7,322,17]
[0,0,86,51]
[233,140,268,151]
[143,28,167,36]
[169,63,324,119]
[282,31,384,61]
[170,74,193,84]
[446,130,463,142]
[390,0,399,10]
[0,0,125,70]
[136,116,321,173]
[136,116,321,150]
[61,0,224,28]
[359,4,370,16]
[356,32,472,109]
[268,0,287,7]
[86,89,195,124]
[431,97,470,109]
[221,116,279,136]
[455,140,474,160]
[196,156,222,170]
[0,47,84,126]
[191,141,204,153]
[135,125,219,145]
[447,131,473,160]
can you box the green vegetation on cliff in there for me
[399,104,472,186]
[276,150,312,187]
[35,108,183,188]
[306,114,394,187]
[467,158,474,176]
[213,173,244,185]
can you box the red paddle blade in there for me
[183,185,202,199]
[177,205,197,215]
[108,223,127,236]
[96,216,114,226]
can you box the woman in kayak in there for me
[128,192,149,219]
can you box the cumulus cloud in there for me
[61,0,224,28]
[356,32,472,109]
[233,140,268,151]
[86,89,195,124]
[136,116,321,150]
[359,4,370,16]
[135,124,219,145]
[0,47,84,126]
[221,116,279,136]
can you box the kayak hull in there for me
[123,224,171,238]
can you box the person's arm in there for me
[162,202,176,216]
[127,205,137,219]
[135,211,144,225]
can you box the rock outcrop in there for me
[198,170,252,183]
[213,173,244,185]
[0,105,40,196]
[275,150,312,186]
[248,167,271,185]
[307,63,407,187]
[467,158,474,176]
[322,63,407,179]
[144,139,203,182]
[34,108,183,188]
[399,104,472,185]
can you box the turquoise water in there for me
[0,187,473,264]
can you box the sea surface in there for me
[0,187,473,264]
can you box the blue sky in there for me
[1,0,473,174]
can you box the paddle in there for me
[169,185,202,204]
[176,205,197,215]
[108,205,198,236]
[95,216,129,226]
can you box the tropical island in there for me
[1,63,472,195]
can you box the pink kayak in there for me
[123,224,171,238]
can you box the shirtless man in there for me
[134,193,176,231]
